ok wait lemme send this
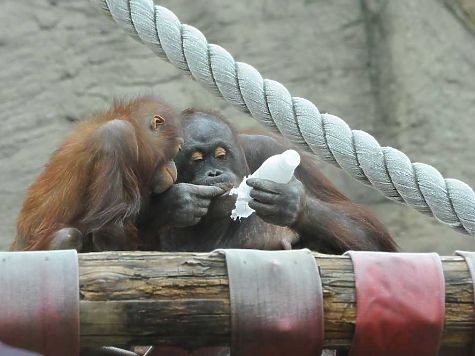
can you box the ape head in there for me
[175,110,248,191]
[112,96,184,194]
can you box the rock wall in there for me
[0,0,474,253]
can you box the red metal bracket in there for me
[0,250,80,356]
[346,251,445,356]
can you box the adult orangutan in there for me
[141,109,396,254]
[12,96,183,252]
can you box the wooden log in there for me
[78,252,474,349]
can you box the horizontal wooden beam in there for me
[78,251,474,350]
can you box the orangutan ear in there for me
[151,115,166,131]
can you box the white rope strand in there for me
[91,0,475,236]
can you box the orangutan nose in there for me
[207,169,223,177]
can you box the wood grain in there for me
[78,251,474,349]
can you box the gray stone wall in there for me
[0,0,474,253]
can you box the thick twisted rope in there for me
[91,0,475,236]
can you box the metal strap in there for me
[144,346,229,355]
[455,250,475,356]
[0,342,40,356]
[0,250,80,356]
[346,251,445,356]
[223,249,323,356]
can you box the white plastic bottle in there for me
[230,149,301,219]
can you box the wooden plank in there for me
[78,252,474,349]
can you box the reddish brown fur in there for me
[295,151,396,252]
[13,96,182,251]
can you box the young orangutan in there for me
[12,96,183,252]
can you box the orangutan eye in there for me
[151,115,165,131]
[215,147,226,159]
[191,151,203,161]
